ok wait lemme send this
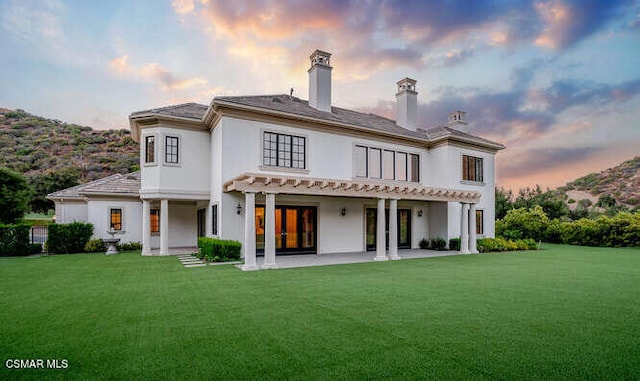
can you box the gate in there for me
[31,225,48,248]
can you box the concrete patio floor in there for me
[237,249,466,270]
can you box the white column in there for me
[388,198,400,260]
[460,203,469,254]
[242,192,258,271]
[262,192,278,269]
[469,203,478,254]
[374,198,388,261]
[160,199,169,255]
[142,200,151,255]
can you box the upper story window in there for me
[355,145,419,182]
[462,155,483,182]
[145,136,155,164]
[263,132,306,169]
[165,136,179,164]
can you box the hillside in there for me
[0,108,138,181]
[561,156,640,208]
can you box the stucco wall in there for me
[55,200,88,224]
[86,199,142,244]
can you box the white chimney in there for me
[308,50,332,112]
[396,78,417,131]
[447,110,468,133]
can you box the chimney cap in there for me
[448,110,467,124]
[310,49,332,67]
[396,77,417,95]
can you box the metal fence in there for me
[30,225,48,248]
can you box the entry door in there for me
[256,206,317,254]
[366,208,411,251]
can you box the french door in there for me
[366,208,411,251]
[256,205,317,254]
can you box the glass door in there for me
[256,205,316,255]
[366,208,412,250]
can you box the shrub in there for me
[47,222,94,254]
[418,238,429,249]
[497,206,550,241]
[84,238,105,253]
[430,237,447,251]
[0,224,33,256]
[449,238,461,251]
[198,237,241,262]
[477,237,537,253]
[118,241,142,251]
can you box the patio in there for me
[236,249,465,270]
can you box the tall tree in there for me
[28,167,80,213]
[0,167,33,223]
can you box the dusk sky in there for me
[1,0,639,191]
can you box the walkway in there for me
[176,253,206,268]
[237,249,464,270]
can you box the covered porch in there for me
[224,173,482,271]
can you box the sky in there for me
[1,0,639,191]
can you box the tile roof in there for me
[47,172,141,200]
[129,103,207,120]
[215,94,504,149]
[127,95,504,149]
[214,94,428,140]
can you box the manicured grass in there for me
[1,245,639,379]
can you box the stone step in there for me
[184,263,206,268]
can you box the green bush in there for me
[430,237,447,251]
[118,241,142,251]
[0,224,36,256]
[477,237,537,253]
[198,237,241,262]
[84,238,105,253]
[557,212,640,247]
[449,238,461,251]
[497,206,550,241]
[47,222,94,254]
[418,238,429,249]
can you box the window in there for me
[353,146,419,182]
[165,136,179,164]
[462,155,483,182]
[212,204,218,235]
[110,209,122,231]
[368,148,381,178]
[383,150,395,180]
[476,209,484,235]
[263,132,305,169]
[145,136,155,164]
[396,152,407,181]
[409,154,420,182]
[150,209,159,233]
[354,145,367,177]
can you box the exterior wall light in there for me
[340,207,346,216]
[236,203,242,215]
[417,209,423,217]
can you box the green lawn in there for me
[1,245,639,380]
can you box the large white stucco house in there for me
[49,50,504,269]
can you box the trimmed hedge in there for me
[0,224,41,256]
[477,237,538,253]
[47,222,94,254]
[197,237,241,262]
[449,238,461,251]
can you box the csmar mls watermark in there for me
[5,359,68,369]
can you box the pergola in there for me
[224,173,481,270]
